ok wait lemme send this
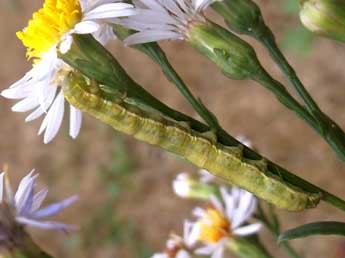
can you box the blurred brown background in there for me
[1,0,345,257]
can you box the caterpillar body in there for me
[62,73,321,211]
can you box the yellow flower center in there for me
[197,208,230,243]
[17,0,82,60]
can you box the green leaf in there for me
[278,221,345,243]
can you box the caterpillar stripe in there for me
[62,73,321,211]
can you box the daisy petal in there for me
[124,30,182,45]
[16,216,77,232]
[74,21,100,34]
[31,188,48,212]
[41,91,65,144]
[232,223,262,236]
[33,195,78,219]
[69,105,82,139]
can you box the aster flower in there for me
[151,221,198,258]
[0,170,78,232]
[191,186,262,258]
[119,0,212,45]
[1,0,137,143]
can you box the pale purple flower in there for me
[0,170,78,232]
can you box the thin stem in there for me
[256,26,321,114]
[257,204,302,258]
[251,24,345,161]
[131,42,221,131]
[253,70,320,133]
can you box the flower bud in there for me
[186,21,265,80]
[211,0,264,35]
[300,0,345,42]
[172,173,219,200]
[59,34,133,91]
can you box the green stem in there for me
[132,42,221,131]
[257,204,302,258]
[255,26,321,114]
[253,71,320,133]
[112,25,221,130]
[252,24,345,161]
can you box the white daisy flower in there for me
[151,221,198,258]
[1,0,137,143]
[0,169,78,232]
[118,0,213,45]
[191,186,262,258]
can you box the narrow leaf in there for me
[278,221,345,243]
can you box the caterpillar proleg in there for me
[62,72,321,211]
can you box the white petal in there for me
[198,169,215,183]
[193,0,212,11]
[232,191,256,228]
[25,107,45,122]
[195,244,217,255]
[84,3,137,19]
[211,246,224,258]
[210,194,224,213]
[158,0,185,19]
[39,92,65,144]
[124,30,182,45]
[69,105,82,139]
[233,223,262,236]
[1,86,33,99]
[192,207,206,218]
[140,0,166,11]
[176,250,191,258]
[11,96,39,112]
[185,222,200,246]
[74,21,100,34]
[59,35,73,54]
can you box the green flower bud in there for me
[211,0,264,35]
[173,173,219,200]
[186,21,265,80]
[300,0,345,42]
[59,34,133,91]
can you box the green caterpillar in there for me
[62,72,321,211]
